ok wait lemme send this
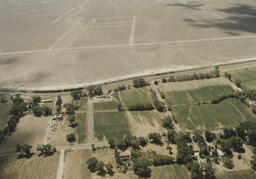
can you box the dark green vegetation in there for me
[119,87,154,111]
[172,98,255,130]
[230,67,256,91]
[76,112,87,143]
[93,101,118,111]
[216,170,256,179]
[0,102,11,129]
[164,85,235,106]
[94,112,130,140]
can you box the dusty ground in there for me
[0,153,59,179]
[2,115,49,149]
[0,0,256,90]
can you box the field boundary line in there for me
[52,8,74,23]
[129,16,137,45]
[48,26,76,50]
[1,35,256,56]
[86,16,132,20]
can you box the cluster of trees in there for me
[150,90,166,112]
[36,144,56,157]
[16,144,32,158]
[162,116,174,129]
[67,115,78,128]
[108,135,148,151]
[87,157,114,176]
[193,131,208,157]
[87,86,103,97]
[148,132,162,145]
[114,84,127,92]
[164,67,220,84]
[31,96,52,117]
[64,103,76,115]
[0,95,28,145]
[71,90,83,100]
[133,78,149,88]
[211,93,240,104]
[56,95,62,113]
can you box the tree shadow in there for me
[184,4,256,34]
[166,1,203,11]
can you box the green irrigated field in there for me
[151,165,191,179]
[0,103,11,129]
[119,87,153,109]
[94,112,131,140]
[172,98,255,130]
[75,112,87,143]
[230,67,256,91]
[164,85,235,106]
[93,101,117,111]
[216,170,256,179]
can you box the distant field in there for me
[230,67,256,91]
[93,101,117,111]
[75,112,87,143]
[216,170,256,179]
[0,103,11,129]
[0,153,59,179]
[119,88,153,109]
[150,165,190,179]
[172,98,255,130]
[94,112,131,140]
[127,111,164,137]
[164,85,235,106]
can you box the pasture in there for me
[164,85,235,106]
[0,153,59,179]
[119,87,153,109]
[230,67,256,91]
[1,0,256,90]
[172,98,255,130]
[75,112,87,143]
[94,112,131,140]
[93,101,118,111]
[216,170,256,179]
[151,165,190,179]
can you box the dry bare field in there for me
[0,0,256,90]
[2,115,49,149]
[0,153,59,179]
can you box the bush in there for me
[133,78,148,88]
[162,78,167,83]
[154,80,158,85]
[153,155,174,166]
[223,157,234,169]
[33,106,42,117]
[41,106,52,116]
[87,86,103,97]
[66,133,76,142]
[71,90,83,100]
[148,132,162,145]
[154,100,165,112]
[162,116,173,129]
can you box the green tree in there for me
[64,103,75,115]
[71,90,83,100]
[148,132,162,145]
[205,130,215,142]
[42,105,52,116]
[223,157,234,169]
[66,133,76,142]
[162,116,173,129]
[133,157,151,178]
[133,78,148,88]
[33,105,42,117]
[106,163,114,176]
[250,155,256,170]
[96,161,105,176]
[36,144,56,156]
[32,96,41,105]
[56,95,62,105]
[87,157,98,172]
[16,144,32,158]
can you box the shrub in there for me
[133,78,148,88]
[33,106,42,117]
[66,133,76,142]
